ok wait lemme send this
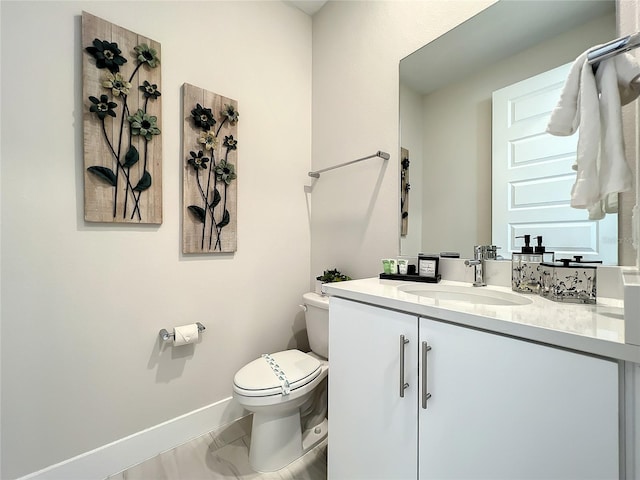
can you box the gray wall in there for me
[0,1,312,477]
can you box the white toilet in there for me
[232,292,329,473]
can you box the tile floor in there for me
[106,415,327,480]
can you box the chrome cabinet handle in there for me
[422,341,432,409]
[400,335,410,398]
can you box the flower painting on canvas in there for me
[82,12,162,224]
[182,84,238,253]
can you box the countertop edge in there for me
[325,280,640,364]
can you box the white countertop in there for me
[324,277,640,363]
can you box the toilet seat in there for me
[234,350,321,397]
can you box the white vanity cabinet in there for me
[328,296,418,479]
[419,315,619,479]
[329,297,620,480]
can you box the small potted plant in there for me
[316,268,352,294]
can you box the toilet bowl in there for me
[233,292,329,473]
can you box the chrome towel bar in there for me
[308,150,390,178]
[587,31,640,66]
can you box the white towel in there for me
[546,51,588,137]
[595,57,633,200]
[547,51,639,215]
[614,53,640,105]
[551,50,601,209]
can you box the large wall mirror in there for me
[399,0,636,265]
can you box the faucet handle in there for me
[485,245,500,260]
[473,245,500,260]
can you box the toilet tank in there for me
[303,292,329,359]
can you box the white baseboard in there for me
[17,397,247,480]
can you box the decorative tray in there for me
[379,273,441,283]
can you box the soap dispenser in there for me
[533,236,555,265]
[533,236,555,260]
[511,235,543,293]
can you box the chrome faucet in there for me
[464,245,495,287]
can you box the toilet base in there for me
[248,412,328,473]
[302,417,328,452]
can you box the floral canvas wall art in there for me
[82,12,162,224]
[401,147,410,236]
[182,84,238,253]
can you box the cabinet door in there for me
[328,298,418,480]
[419,317,619,480]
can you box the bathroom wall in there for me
[0,1,311,478]
[311,0,497,281]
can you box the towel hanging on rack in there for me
[546,36,640,219]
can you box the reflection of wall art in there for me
[400,147,410,236]
[182,84,238,254]
[82,12,162,224]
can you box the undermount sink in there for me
[397,284,533,306]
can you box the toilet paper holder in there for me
[159,322,206,342]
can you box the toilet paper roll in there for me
[173,323,200,346]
